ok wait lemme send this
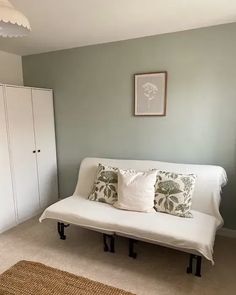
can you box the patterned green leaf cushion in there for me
[154,171,197,217]
[88,164,118,204]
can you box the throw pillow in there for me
[114,169,157,212]
[88,164,118,204]
[154,171,196,217]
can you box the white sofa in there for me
[40,157,227,276]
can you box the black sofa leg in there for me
[103,234,115,253]
[103,234,109,252]
[57,222,70,240]
[129,238,137,259]
[110,235,115,253]
[186,254,193,274]
[195,256,202,277]
[186,254,202,277]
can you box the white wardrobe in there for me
[0,84,58,233]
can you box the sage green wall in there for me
[23,23,236,229]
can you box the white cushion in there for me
[40,196,218,263]
[114,169,157,212]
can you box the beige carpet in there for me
[0,217,235,295]
[0,260,135,295]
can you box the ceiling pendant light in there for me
[0,0,31,37]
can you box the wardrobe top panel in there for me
[0,83,52,92]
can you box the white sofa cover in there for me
[40,157,227,263]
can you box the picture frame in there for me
[134,71,167,116]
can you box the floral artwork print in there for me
[142,82,158,110]
[135,72,167,116]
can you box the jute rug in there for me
[0,260,135,295]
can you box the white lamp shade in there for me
[0,0,31,37]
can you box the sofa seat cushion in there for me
[40,196,217,263]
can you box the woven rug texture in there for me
[0,260,135,295]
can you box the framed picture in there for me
[134,71,167,116]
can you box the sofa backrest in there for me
[74,157,227,226]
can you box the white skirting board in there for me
[217,227,236,238]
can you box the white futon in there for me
[40,157,227,276]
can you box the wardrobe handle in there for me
[33,150,36,153]
[37,150,41,153]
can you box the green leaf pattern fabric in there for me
[88,164,118,204]
[154,171,196,218]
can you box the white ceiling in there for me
[0,0,236,56]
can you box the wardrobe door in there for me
[5,86,40,222]
[32,89,58,208]
[0,86,16,232]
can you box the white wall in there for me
[0,50,23,85]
